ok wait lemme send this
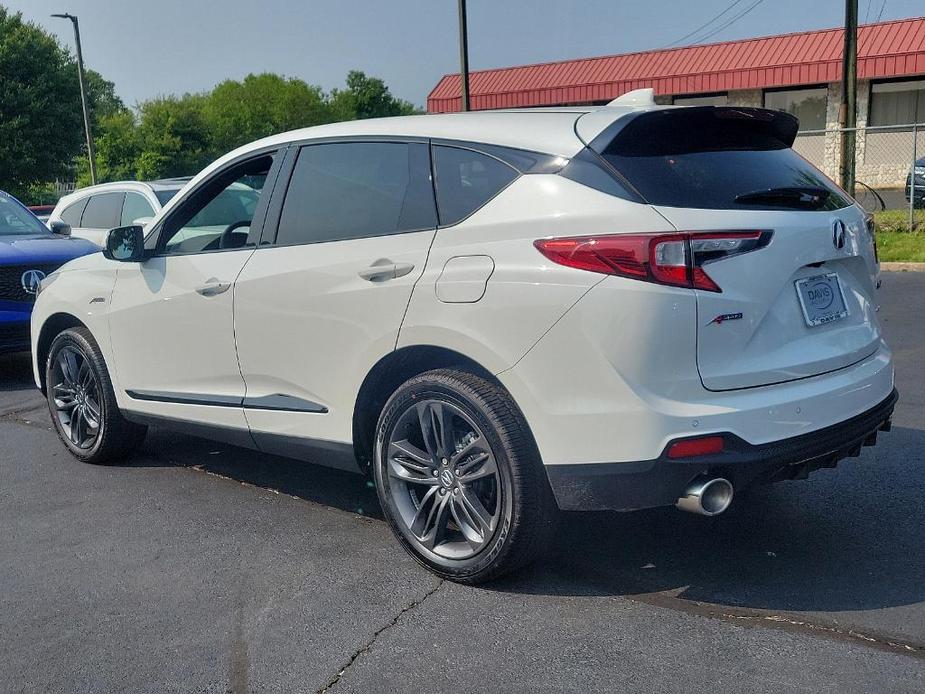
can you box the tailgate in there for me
[655,205,881,390]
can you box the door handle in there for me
[195,280,232,296]
[392,262,415,279]
[358,260,415,282]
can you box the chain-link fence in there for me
[795,123,925,230]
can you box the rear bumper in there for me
[546,388,898,511]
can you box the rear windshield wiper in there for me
[734,186,831,209]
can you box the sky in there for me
[5,0,923,109]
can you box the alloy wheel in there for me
[50,346,103,450]
[385,399,503,560]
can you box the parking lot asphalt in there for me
[1,273,923,693]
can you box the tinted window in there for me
[0,193,48,236]
[159,154,274,255]
[433,146,518,226]
[154,189,181,205]
[598,108,851,211]
[81,193,124,229]
[276,142,436,246]
[60,197,89,226]
[121,193,155,226]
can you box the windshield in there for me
[598,107,852,211]
[0,193,50,236]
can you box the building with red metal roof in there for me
[428,16,925,190]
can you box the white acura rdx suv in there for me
[31,91,897,583]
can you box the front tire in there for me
[45,327,147,464]
[374,368,555,584]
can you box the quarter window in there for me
[121,193,155,226]
[80,193,125,230]
[433,146,518,226]
[275,142,436,246]
[59,197,89,227]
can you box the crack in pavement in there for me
[6,407,922,662]
[317,580,446,693]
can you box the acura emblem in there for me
[21,269,46,295]
[832,219,847,250]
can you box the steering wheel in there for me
[218,220,251,249]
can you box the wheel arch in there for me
[352,345,504,472]
[35,313,89,394]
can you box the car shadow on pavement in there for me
[130,421,925,616]
[492,425,925,615]
[134,427,384,519]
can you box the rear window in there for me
[597,107,851,211]
[155,189,181,206]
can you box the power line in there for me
[686,0,765,46]
[663,0,749,48]
[875,0,887,23]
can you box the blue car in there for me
[0,191,98,353]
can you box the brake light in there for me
[534,231,771,292]
[667,435,725,459]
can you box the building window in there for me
[763,87,827,131]
[869,80,925,127]
[672,93,728,106]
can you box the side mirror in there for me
[49,220,71,237]
[103,225,146,262]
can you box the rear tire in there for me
[45,327,147,464]
[373,368,556,584]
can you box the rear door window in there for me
[433,146,518,225]
[597,108,851,211]
[275,142,436,246]
[121,193,155,226]
[80,192,125,229]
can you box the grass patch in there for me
[873,209,921,234]
[876,230,925,263]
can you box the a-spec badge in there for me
[706,312,743,326]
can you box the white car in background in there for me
[47,179,190,247]
[31,91,897,584]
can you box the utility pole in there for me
[52,13,97,185]
[839,0,858,195]
[457,0,471,111]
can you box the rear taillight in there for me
[534,231,771,293]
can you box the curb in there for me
[881,262,925,272]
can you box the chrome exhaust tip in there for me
[676,477,734,516]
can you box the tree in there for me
[0,8,85,198]
[134,94,212,180]
[73,69,422,185]
[329,70,418,120]
[203,73,333,154]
